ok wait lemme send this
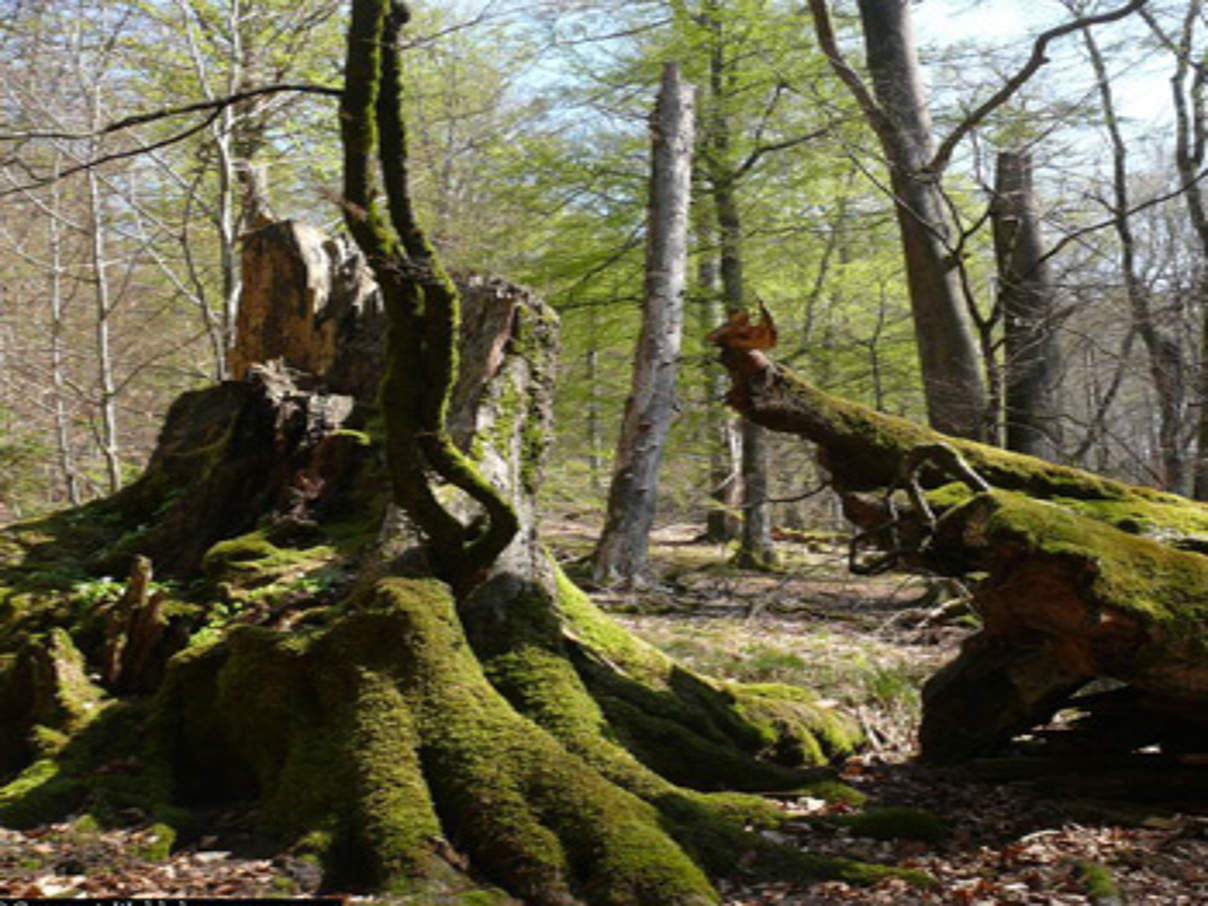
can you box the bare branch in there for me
[929,0,1147,175]
[805,0,895,148]
[0,83,339,196]
[0,82,339,142]
[733,126,829,181]
[1038,166,1208,267]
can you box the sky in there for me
[911,0,1173,127]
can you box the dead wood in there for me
[715,346,1208,764]
[101,554,166,693]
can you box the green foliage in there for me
[1074,859,1123,904]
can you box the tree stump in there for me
[0,217,924,903]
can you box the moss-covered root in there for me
[153,577,718,905]
[459,565,930,892]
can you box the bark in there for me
[100,554,171,694]
[809,0,988,440]
[715,343,1208,763]
[86,140,122,494]
[46,156,79,506]
[694,190,740,542]
[991,151,1059,459]
[228,219,384,399]
[703,6,776,565]
[593,63,694,586]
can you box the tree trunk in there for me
[811,0,988,440]
[704,10,776,567]
[47,156,79,506]
[714,341,1208,764]
[86,151,121,494]
[592,63,694,586]
[991,151,1059,459]
[695,191,741,542]
[1085,19,1189,494]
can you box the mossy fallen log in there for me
[716,346,1208,765]
[718,347,1208,547]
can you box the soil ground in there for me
[3,522,1207,904]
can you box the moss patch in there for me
[837,806,950,843]
[942,491,1208,635]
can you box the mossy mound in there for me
[145,575,925,901]
[836,806,950,844]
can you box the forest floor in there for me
[2,521,1208,904]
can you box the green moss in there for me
[201,531,333,586]
[1075,859,1122,903]
[461,563,923,893]
[838,806,950,843]
[952,491,1208,633]
[728,681,862,765]
[796,778,867,807]
[136,822,177,861]
[0,758,85,827]
[779,364,1208,545]
[150,576,723,902]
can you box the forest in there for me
[5,0,1208,903]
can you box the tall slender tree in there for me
[593,62,694,585]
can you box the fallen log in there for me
[716,345,1208,763]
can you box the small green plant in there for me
[69,576,124,607]
[187,598,248,646]
[1074,859,1123,905]
[862,662,921,712]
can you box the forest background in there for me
[1,0,1203,543]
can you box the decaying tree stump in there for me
[229,220,385,400]
[0,212,929,904]
[715,342,1208,764]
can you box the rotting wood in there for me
[713,343,1208,763]
[101,554,166,694]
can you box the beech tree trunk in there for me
[703,6,776,566]
[847,0,988,440]
[992,151,1059,459]
[694,195,741,542]
[593,63,694,585]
